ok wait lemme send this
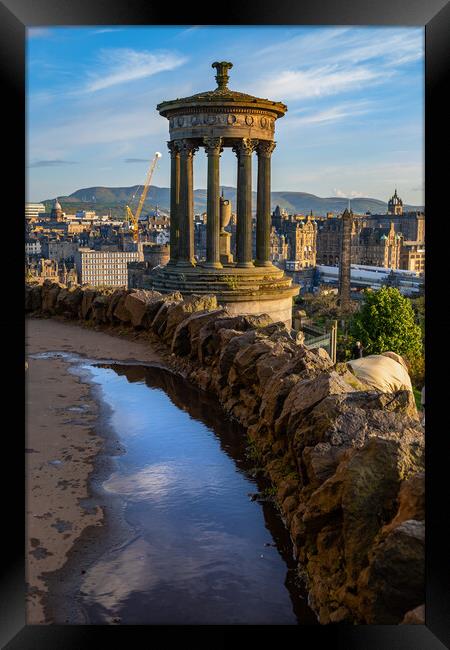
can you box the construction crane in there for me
[125,151,162,242]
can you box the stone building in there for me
[387,188,403,215]
[50,198,64,222]
[366,189,425,242]
[25,203,46,221]
[25,238,41,257]
[400,242,425,272]
[44,239,79,262]
[354,222,403,268]
[269,227,289,264]
[316,190,424,269]
[364,211,424,243]
[128,244,170,289]
[316,216,342,266]
[74,248,142,287]
[282,215,317,268]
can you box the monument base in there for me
[149,264,300,327]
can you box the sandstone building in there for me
[74,248,142,287]
[315,190,424,271]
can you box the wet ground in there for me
[31,352,317,625]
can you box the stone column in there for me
[167,140,180,265]
[177,139,198,267]
[203,137,223,268]
[232,138,258,268]
[256,140,276,267]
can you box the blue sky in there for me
[26,26,424,205]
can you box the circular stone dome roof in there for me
[53,199,62,211]
[157,61,287,119]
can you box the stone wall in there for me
[25,280,425,625]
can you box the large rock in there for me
[25,283,42,312]
[41,281,64,314]
[197,313,273,364]
[113,290,134,323]
[151,298,183,336]
[106,289,128,322]
[123,289,163,328]
[55,285,83,318]
[162,295,218,345]
[80,288,97,319]
[254,338,301,390]
[217,329,260,387]
[401,604,425,624]
[382,472,424,534]
[302,442,347,487]
[228,338,276,389]
[171,309,227,356]
[91,294,110,323]
[275,370,356,437]
[145,292,183,324]
[340,437,412,581]
[357,519,425,623]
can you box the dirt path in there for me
[25,317,163,623]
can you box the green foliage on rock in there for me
[350,287,423,359]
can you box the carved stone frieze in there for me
[168,111,276,133]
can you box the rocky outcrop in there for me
[25,280,424,625]
[123,289,162,328]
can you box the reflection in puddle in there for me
[58,359,317,624]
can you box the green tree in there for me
[349,286,423,358]
[410,295,425,340]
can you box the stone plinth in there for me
[219,231,233,264]
[149,264,299,327]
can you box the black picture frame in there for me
[4,0,450,647]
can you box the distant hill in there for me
[43,185,423,218]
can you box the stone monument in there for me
[338,208,353,311]
[151,61,299,326]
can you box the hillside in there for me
[43,185,423,218]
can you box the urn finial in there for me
[212,61,233,90]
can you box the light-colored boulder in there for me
[348,353,413,393]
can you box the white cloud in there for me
[253,65,385,101]
[90,28,124,35]
[255,27,423,70]
[28,106,167,159]
[333,188,364,198]
[284,101,372,127]
[331,30,423,67]
[84,48,188,93]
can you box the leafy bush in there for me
[349,287,423,359]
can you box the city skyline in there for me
[27,25,424,204]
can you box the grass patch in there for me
[413,387,422,410]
